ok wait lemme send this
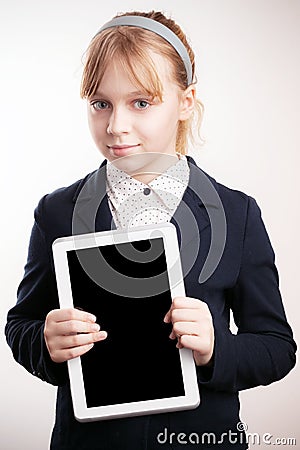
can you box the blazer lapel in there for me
[172,157,227,283]
[72,160,116,235]
[171,157,217,247]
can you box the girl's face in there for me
[87,51,195,183]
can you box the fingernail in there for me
[89,314,97,322]
[91,324,100,332]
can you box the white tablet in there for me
[52,222,200,422]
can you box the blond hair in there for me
[81,11,204,154]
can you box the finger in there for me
[177,334,200,350]
[163,298,194,323]
[172,297,207,310]
[175,330,214,361]
[169,328,177,340]
[169,324,198,341]
[48,308,97,324]
[176,339,184,349]
[164,296,208,323]
[178,333,214,365]
[163,309,172,323]
[54,320,101,336]
[173,321,200,338]
[60,330,107,349]
[170,308,200,323]
[54,343,96,362]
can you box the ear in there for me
[179,85,196,120]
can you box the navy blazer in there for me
[5,157,296,449]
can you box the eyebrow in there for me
[92,91,152,99]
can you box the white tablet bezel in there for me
[52,222,200,422]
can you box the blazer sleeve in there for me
[5,197,68,386]
[198,196,297,392]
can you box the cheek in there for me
[154,104,180,130]
[139,111,175,137]
[87,112,96,136]
[86,116,110,157]
[88,115,105,140]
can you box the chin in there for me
[109,152,179,179]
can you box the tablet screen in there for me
[67,237,185,409]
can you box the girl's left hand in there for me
[163,297,214,367]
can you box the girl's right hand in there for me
[44,308,107,363]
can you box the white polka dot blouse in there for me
[106,155,190,229]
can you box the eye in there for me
[91,100,109,111]
[134,100,150,110]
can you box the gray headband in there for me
[95,15,193,86]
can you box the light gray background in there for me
[0,1,299,449]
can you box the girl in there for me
[5,10,296,450]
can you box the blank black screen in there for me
[67,237,185,408]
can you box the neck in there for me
[110,152,181,184]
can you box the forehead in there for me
[99,51,175,93]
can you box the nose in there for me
[107,107,131,136]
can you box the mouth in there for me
[108,144,141,157]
